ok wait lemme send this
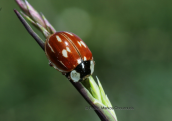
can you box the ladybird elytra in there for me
[45,31,95,82]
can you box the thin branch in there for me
[14,8,116,121]
[70,80,109,121]
[14,9,112,120]
[14,9,45,51]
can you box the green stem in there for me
[14,7,117,121]
[70,79,117,121]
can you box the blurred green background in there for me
[1,0,172,121]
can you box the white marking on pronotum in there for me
[90,60,94,74]
[62,49,68,58]
[66,47,71,52]
[84,56,87,61]
[77,41,82,46]
[77,59,82,64]
[70,70,80,82]
[80,41,87,48]
[65,32,73,36]
[48,43,55,53]
[56,35,62,42]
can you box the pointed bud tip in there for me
[15,0,20,4]
[24,0,29,4]
[14,9,20,16]
[14,9,17,12]
[24,0,31,11]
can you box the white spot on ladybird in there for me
[70,70,80,82]
[77,41,82,46]
[48,43,55,53]
[62,49,68,58]
[77,59,82,64]
[84,56,87,61]
[65,32,73,36]
[60,61,67,68]
[65,41,68,46]
[66,47,71,52]
[80,41,87,48]
[56,35,62,42]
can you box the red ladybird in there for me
[45,31,95,82]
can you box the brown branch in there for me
[14,9,114,121]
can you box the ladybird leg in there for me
[62,72,67,76]
[48,61,53,67]
[14,9,45,51]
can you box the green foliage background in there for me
[1,0,172,120]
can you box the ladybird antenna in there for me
[14,9,45,51]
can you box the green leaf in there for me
[96,76,108,106]
[88,76,102,103]
[36,23,50,38]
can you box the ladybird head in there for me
[69,60,95,82]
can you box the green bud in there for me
[41,13,56,34]
[36,23,50,38]
[88,76,102,103]
[24,0,46,28]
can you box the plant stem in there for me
[14,9,45,51]
[70,80,116,121]
[14,8,117,121]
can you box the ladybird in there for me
[45,31,95,82]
